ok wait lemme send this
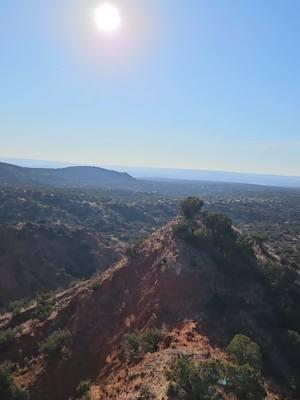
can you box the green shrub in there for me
[180,197,204,219]
[167,355,265,400]
[120,332,141,362]
[226,334,262,371]
[262,262,296,292]
[166,355,223,400]
[225,363,265,400]
[125,245,138,258]
[251,233,268,244]
[76,380,91,397]
[202,212,233,237]
[33,293,55,320]
[39,329,71,358]
[172,219,190,238]
[172,219,202,248]
[173,211,256,277]
[0,364,30,400]
[235,235,255,258]
[9,299,31,317]
[90,280,101,291]
[121,329,163,362]
[125,238,144,258]
[140,329,162,353]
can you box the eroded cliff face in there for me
[0,220,295,400]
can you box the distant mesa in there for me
[0,161,136,189]
[1,158,300,188]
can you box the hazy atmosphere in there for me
[0,3,299,400]
[1,0,299,175]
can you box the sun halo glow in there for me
[94,3,121,34]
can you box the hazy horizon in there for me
[1,1,300,176]
[1,156,300,188]
[2,155,300,178]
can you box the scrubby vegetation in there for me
[90,280,101,291]
[121,332,141,362]
[172,198,299,396]
[125,238,145,258]
[0,184,299,399]
[33,293,55,320]
[39,329,71,359]
[0,184,299,307]
[0,364,30,399]
[167,354,266,400]
[0,184,298,269]
[0,187,176,243]
[262,261,296,293]
[226,334,263,371]
[140,328,163,353]
[120,329,163,362]
[180,197,204,219]
[9,298,34,317]
[76,380,91,398]
[173,206,256,277]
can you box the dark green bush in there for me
[90,280,101,291]
[120,332,141,362]
[225,363,265,400]
[172,219,189,237]
[76,380,91,397]
[33,293,55,320]
[262,262,296,293]
[166,355,221,400]
[125,238,144,258]
[125,245,138,258]
[140,328,162,353]
[121,329,163,362]
[167,355,266,400]
[172,219,196,244]
[9,299,32,317]
[202,212,233,237]
[226,334,262,371]
[180,197,204,219]
[39,329,71,358]
[0,364,30,400]
[173,210,257,279]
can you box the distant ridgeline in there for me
[0,162,136,189]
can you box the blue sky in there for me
[0,0,299,175]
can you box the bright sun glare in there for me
[94,3,121,33]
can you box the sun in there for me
[94,3,121,33]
